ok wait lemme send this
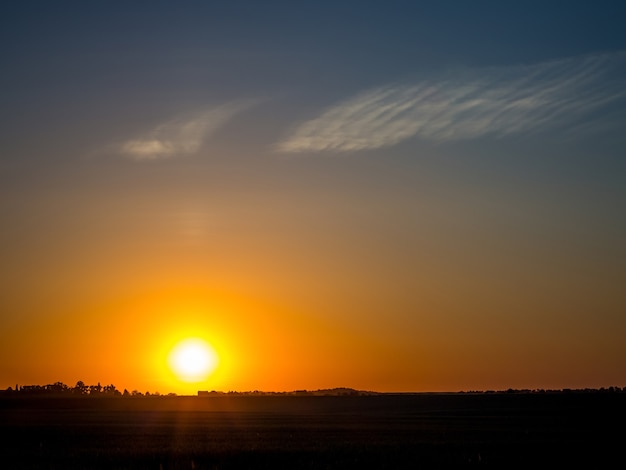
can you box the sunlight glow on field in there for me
[167,338,219,383]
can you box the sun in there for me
[167,338,219,383]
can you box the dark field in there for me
[1,392,625,469]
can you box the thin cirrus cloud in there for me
[276,52,626,153]
[120,101,255,160]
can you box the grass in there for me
[1,392,625,468]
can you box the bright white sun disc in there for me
[168,338,218,382]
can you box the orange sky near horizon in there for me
[2,207,624,396]
[2,155,625,395]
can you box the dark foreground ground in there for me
[1,392,625,469]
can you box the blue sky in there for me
[3,1,626,161]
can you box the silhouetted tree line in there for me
[1,381,122,396]
[198,386,626,396]
[197,388,380,397]
[1,381,176,397]
[2,383,625,398]
[458,386,626,394]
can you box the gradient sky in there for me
[2,1,625,395]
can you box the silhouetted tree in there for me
[103,384,119,396]
[73,381,88,395]
[46,382,68,394]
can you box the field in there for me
[1,392,625,468]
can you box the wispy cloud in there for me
[120,101,254,160]
[276,53,626,153]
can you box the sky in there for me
[1,1,625,395]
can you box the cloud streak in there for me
[277,53,626,153]
[120,101,254,160]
